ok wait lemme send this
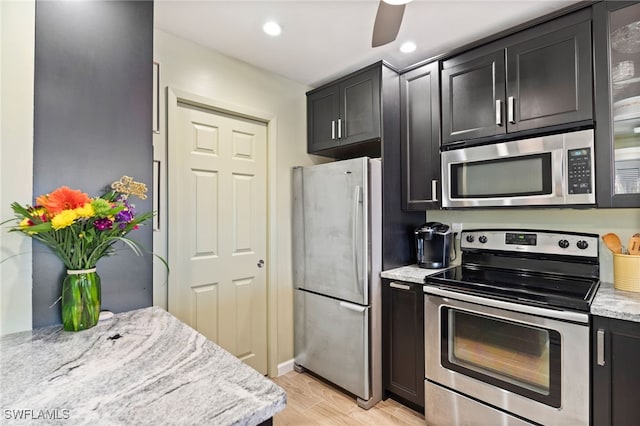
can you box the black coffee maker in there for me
[415,222,452,269]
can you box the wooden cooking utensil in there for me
[629,233,640,255]
[602,233,623,254]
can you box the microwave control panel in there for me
[567,148,592,194]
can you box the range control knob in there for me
[465,234,475,243]
[558,239,570,249]
[478,235,488,244]
[576,240,589,250]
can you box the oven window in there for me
[441,309,561,407]
[451,153,552,198]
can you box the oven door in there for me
[424,288,590,426]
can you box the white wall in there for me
[428,208,640,282]
[153,29,327,374]
[0,0,35,335]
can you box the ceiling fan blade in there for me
[372,1,406,48]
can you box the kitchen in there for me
[1,0,640,425]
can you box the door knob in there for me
[257,259,265,268]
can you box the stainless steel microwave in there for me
[442,129,595,208]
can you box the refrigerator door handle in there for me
[352,184,362,293]
[339,301,367,313]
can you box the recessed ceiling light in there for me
[400,41,416,53]
[383,0,413,5]
[263,21,282,37]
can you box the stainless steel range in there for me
[423,229,600,426]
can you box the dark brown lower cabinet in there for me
[382,279,424,411]
[592,315,640,426]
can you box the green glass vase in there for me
[61,268,101,331]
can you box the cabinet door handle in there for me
[331,120,336,140]
[508,96,516,124]
[337,118,342,139]
[390,282,412,290]
[597,328,605,366]
[421,180,438,203]
[431,179,438,202]
[495,100,503,126]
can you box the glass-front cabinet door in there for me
[595,1,640,207]
[611,4,640,195]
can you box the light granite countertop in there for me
[380,264,452,284]
[0,307,285,425]
[383,265,640,323]
[591,281,640,323]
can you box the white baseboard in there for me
[277,359,295,377]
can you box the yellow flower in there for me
[51,209,78,230]
[75,203,95,218]
[18,218,37,235]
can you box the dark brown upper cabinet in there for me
[307,84,340,153]
[441,51,506,144]
[307,65,381,157]
[506,20,592,133]
[442,9,593,147]
[400,61,441,210]
[594,0,640,208]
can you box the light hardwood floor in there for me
[271,371,425,425]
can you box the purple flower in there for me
[115,209,133,224]
[126,202,136,216]
[94,218,113,231]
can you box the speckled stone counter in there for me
[0,307,285,425]
[591,281,640,323]
[380,264,451,284]
[385,266,640,324]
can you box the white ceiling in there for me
[155,0,583,88]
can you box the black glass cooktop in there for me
[425,264,600,312]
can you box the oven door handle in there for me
[423,285,589,324]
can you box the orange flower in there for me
[35,194,48,207]
[42,186,91,215]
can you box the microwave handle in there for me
[495,100,503,126]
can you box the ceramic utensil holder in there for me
[613,253,640,292]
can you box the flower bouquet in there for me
[5,176,155,331]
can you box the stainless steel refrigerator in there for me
[292,157,382,410]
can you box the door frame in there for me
[166,87,278,377]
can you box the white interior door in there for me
[168,102,268,374]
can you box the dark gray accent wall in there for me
[33,0,154,327]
